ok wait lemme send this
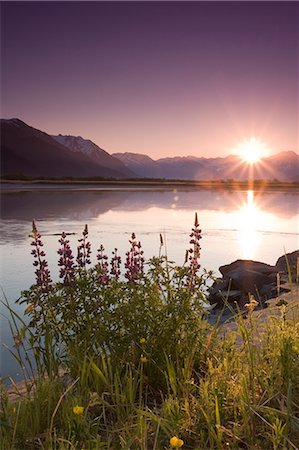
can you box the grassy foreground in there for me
[1,217,299,449]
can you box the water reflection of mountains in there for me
[1,187,298,221]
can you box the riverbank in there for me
[1,222,298,448]
[5,283,299,403]
[1,177,299,190]
[2,287,298,449]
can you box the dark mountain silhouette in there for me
[113,151,299,181]
[1,118,298,181]
[1,119,134,178]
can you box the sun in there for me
[238,137,266,164]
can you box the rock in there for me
[267,272,279,283]
[209,288,243,306]
[208,252,298,319]
[259,284,276,298]
[275,250,299,279]
[219,259,278,277]
[226,268,274,293]
[209,279,229,296]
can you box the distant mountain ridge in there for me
[0,119,134,178]
[1,118,298,181]
[51,134,134,176]
[113,151,299,181]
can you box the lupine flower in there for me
[76,224,91,270]
[185,212,202,289]
[125,233,145,283]
[159,233,164,257]
[73,405,84,415]
[160,233,164,246]
[96,244,110,285]
[169,436,184,448]
[110,248,121,280]
[58,232,75,286]
[30,220,52,292]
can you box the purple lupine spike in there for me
[96,244,110,285]
[185,212,202,288]
[110,248,121,280]
[124,233,145,283]
[30,220,52,292]
[57,232,75,286]
[76,224,92,270]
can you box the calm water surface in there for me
[1,184,298,379]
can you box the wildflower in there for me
[30,220,52,292]
[58,232,76,286]
[110,248,121,280]
[160,233,164,246]
[244,295,258,312]
[125,233,145,283]
[73,405,84,415]
[76,224,92,270]
[159,233,164,257]
[139,338,146,344]
[140,355,148,363]
[185,212,202,289]
[97,244,110,285]
[170,436,184,448]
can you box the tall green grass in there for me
[1,219,298,449]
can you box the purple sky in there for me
[1,1,298,158]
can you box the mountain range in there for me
[1,118,298,181]
[112,152,299,181]
[1,118,133,178]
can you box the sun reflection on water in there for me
[236,190,262,259]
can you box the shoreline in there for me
[1,178,299,190]
[4,285,299,404]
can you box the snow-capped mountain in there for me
[1,118,298,181]
[52,134,134,176]
[1,119,134,178]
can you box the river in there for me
[1,183,298,380]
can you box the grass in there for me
[0,218,298,449]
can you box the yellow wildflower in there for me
[170,436,184,448]
[139,338,146,344]
[140,355,148,363]
[73,405,84,415]
[244,295,258,312]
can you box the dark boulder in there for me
[209,259,280,309]
[226,268,274,293]
[208,252,298,325]
[275,250,299,280]
[208,279,230,297]
[210,289,244,306]
[219,260,278,277]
